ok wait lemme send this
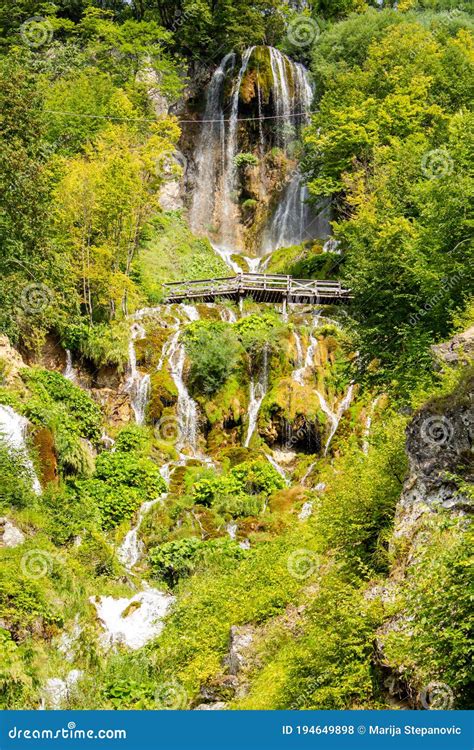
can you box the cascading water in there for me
[189,52,236,236]
[167,330,199,453]
[125,322,150,425]
[318,383,355,456]
[63,350,77,382]
[190,45,326,258]
[244,345,269,447]
[0,405,42,493]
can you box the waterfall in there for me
[63,350,77,382]
[221,47,255,249]
[293,332,317,385]
[226,521,238,540]
[125,323,150,426]
[318,383,355,456]
[190,45,322,256]
[182,304,200,322]
[244,345,269,447]
[266,452,289,484]
[90,583,174,651]
[167,330,199,453]
[118,496,164,570]
[0,405,42,494]
[293,330,304,368]
[363,395,381,454]
[190,52,236,236]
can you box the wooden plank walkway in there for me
[163,273,352,306]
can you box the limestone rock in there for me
[432,326,474,366]
[225,624,255,676]
[0,336,26,383]
[0,518,25,548]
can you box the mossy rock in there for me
[148,370,178,421]
[135,326,169,370]
[203,376,247,428]
[32,427,58,485]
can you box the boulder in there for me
[432,326,474,366]
[0,518,25,548]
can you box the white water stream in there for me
[244,345,269,447]
[0,405,42,493]
[125,322,150,425]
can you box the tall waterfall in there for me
[190,46,326,256]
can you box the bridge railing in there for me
[162,273,351,300]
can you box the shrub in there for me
[233,152,259,169]
[184,322,241,396]
[95,452,165,502]
[0,440,37,511]
[149,537,203,585]
[23,369,102,443]
[77,479,142,531]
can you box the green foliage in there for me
[23,369,102,442]
[304,10,474,379]
[184,322,241,396]
[384,519,474,708]
[234,152,259,169]
[191,460,284,512]
[0,440,38,511]
[135,213,229,302]
[149,537,203,585]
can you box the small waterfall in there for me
[63,350,77,382]
[293,330,304,369]
[318,383,355,456]
[226,521,238,540]
[299,501,313,520]
[362,395,381,455]
[118,496,164,570]
[220,307,238,324]
[244,345,269,447]
[167,331,199,453]
[293,333,317,385]
[0,405,42,493]
[125,323,150,425]
[266,452,289,484]
[182,304,200,322]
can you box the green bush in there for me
[233,152,259,169]
[95,452,165,502]
[0,440,38,510]
[23,369,102,443]
[184,322,241,396]
[77,479,142,531]
[149,537,203,585]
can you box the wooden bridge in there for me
[163,274,352,306]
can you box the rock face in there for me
[0,336,26,383]
[432,326,474,365]
[375,364,473,708]
[0,518,25,548]
[396,374,473,522]
[225,624,255,676]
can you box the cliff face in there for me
[374,350,473,709]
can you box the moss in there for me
[148,370,178,421]
[32,427,58,485]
